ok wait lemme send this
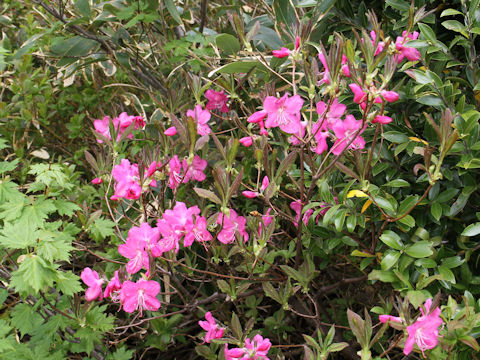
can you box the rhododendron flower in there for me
[240,136,253,147]
[404,298,443,357]
[331,115,366,155]
[370,30,385,56]
[248,111,267,124]
[295,36,300,51]
[217,209,249,244]
[91,177,103,184]
[104,271,122,300]
[118,236,150,275]
[164,126,177,136]
[242,191,259,199]
[185,215,213,246]
[341,55,351,77]
[318,52,330,84]
[205,89,229,113]
[395,31,421,62]
[316,98,346,129]
[168,155,184,189]
[120,279,161,315]
[224,334,271,360]
[156,219,181,254]
[81,268,104,301]
[381,90,399,103]
[258,208,274,238]
[111,159,156,201]
[290,200,314,227]
[127,222,162,257]
[187,105,211,136]
[372,115,393,124]
[311,121,329,154]
[349,84,367,104]
[93,113,144,143]
[199,311,225,343]
[183,156,208,182]
[272,47,290,58]
[263,94,304,134]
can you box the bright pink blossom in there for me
[242,191,259,199]
[104,271,122,300]
[272,47,290,58]
[110,159,156,200]
[370,30,385,56]
[81,267,104,301]
[128,222,162,256]
[92,177,103,184]
[316,98,346,129]
[295,36,300,51]
[404,298,443,357]
[349,84,367,104]
[205,89,229,113]
[379,315,403,324]
[331,115,366,155]
[93,113,144,143]
[372,115,393,124]
[395,31,421,62]
[187,105,211,136]
[119,279,161,315]
[164,126,177,136]
[240,136,253,147]
[248,111,267,124]
[224,334,272,360]
[258,208,274,238]
[341,55,351,77]
[168,155,183,189]
[199,312,225,343]
[185,215,213,246]
[183,156,208,182]
[318,52,330,84]
[263,94,304,134]
[217,209,249,244]
[381,90,399,103]
[118,236,150,275]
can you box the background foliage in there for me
[1,0,480,359]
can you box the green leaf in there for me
[436,188,459,203]
[0,221,40,249]
[381,250,401,270]
[384,179,409,187]
[9,256,57,294]
[406,290,427,308]
[20,197,56,228]
[442,20,468,37]
[164,0,182,25]
[461,222,480,236]
[75,0,91,18]
[441,256,464,268]
[0,159,19,174]
[334,209,347,232]
[372,196,396,214]
[438,265,456,283]
[89,218,116,242]
[54,271,82,296]
[430,202,442,221]
[382,131,409,143]
[55,199,81,217]
[273,0,297,35]
[368,270,398,283]
[215,34,241,56]
[416,95,443,107]
[208,61,267,77]
[380,230,404,250]
[418,23,436,42]
[50,36,99,57]
[405,241,433,258]
[11,303,44,338]
[440,9,463,17]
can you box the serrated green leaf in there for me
[89,218,116,242]
[9,256,57,294]
[0,221,40,249]
[11,303,44,338]
[55,199,81,217]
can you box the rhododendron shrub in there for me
[5,1,480,359]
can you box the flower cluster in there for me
[224,335,272,360]
[110,159,158,200]
[93,112,145,143]
[80,268,161,315]
[379,298,443,357]
[198,312,225,343]
[217,209,249,244]
[167,155,207,189]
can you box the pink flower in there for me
[395,31,421,62]
[217,209,249,244]
[185,215,213,246]
[93,113,144,143]
[263,94,304,134]
[119,279,161,316]
[372,115,393,124]
[92,177,103,184]
[240,136,253,147]
[316,98,346,129]
[164,126,177,136]
[258,208,274,238]
[225,334,272,360]
[349,83,367,104]
[183,155,208,182]
[272,47,290,58]
[205,89,229,113]
[104,271,122,300]
[318,52,330,84]
[331,115,366,155]
[404,299,443,357]
[187,105,211,136]
[127,222,162,257]
[156,219,181,254]
[311,121,329,154]
[261,176,269,192]
[110,159,145,200]
[81,268,104,301]
[370,30,385,56]
[290,200,313,227]
[341,55,351,77]
[243,191,259,198]
[381,90,399,103]
[295,36,300,51]
[118,236,150,275]
[248,111,267,124]
[168,155,184,189]
[199,312,225,343]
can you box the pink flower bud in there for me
[372,115,393,124]
[164,126,177,136]
[381,90,400,103]
[295,36,300,51]
[242,191,259,199]
[379,315,403,324]
[272,47,290,58]
[239,136,253,147]
[349,83,367,104]
[248,110,267,123]
[261,176,269,192]
[92,177,103,185]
